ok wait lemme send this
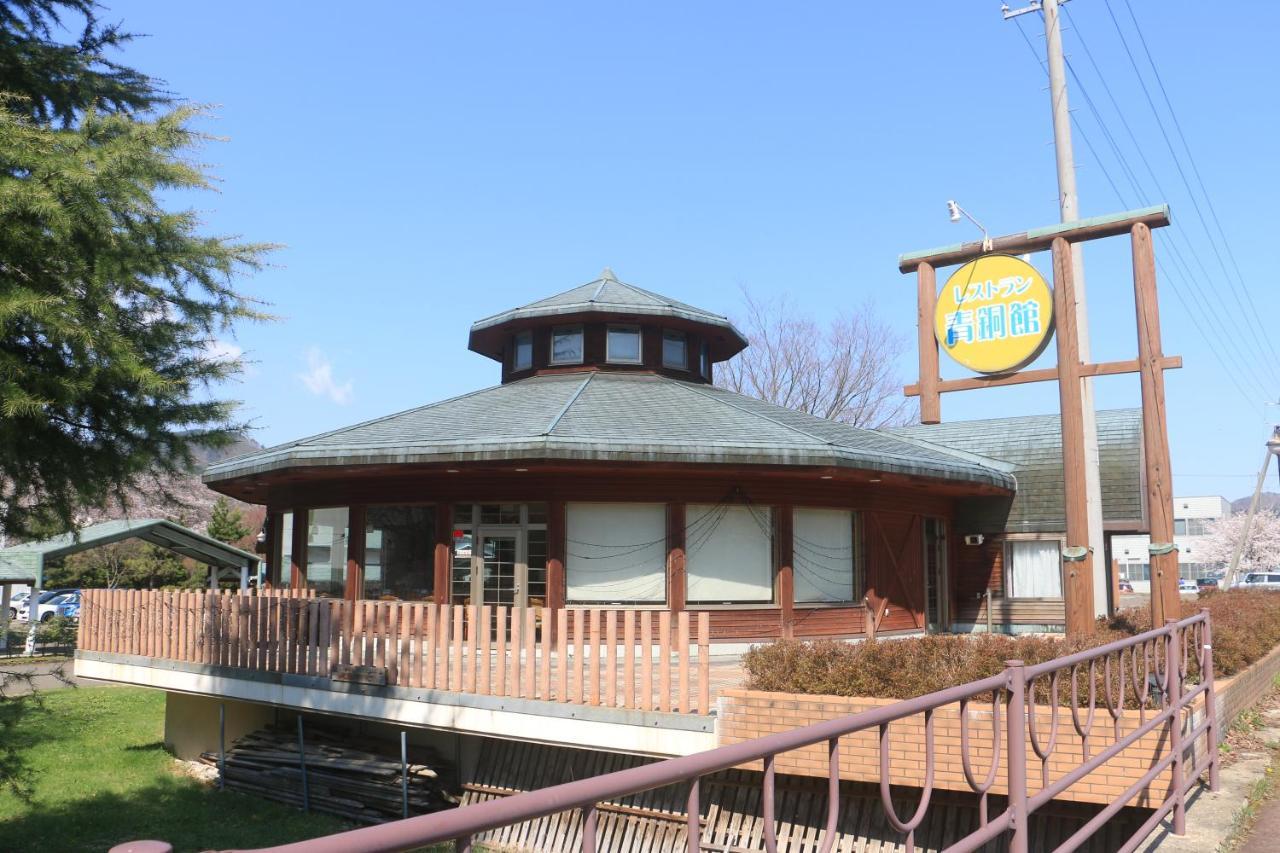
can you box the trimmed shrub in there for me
[743,589,1280,701]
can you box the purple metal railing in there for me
[115,610,1219,853]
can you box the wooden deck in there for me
[80,589,726,716]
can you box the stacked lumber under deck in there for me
[200,726,459,823]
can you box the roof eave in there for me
[203,438,1015,492]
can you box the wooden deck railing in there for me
[79,590,714,715]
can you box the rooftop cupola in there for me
[467,269,748,384]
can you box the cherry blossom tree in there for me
[1195,508,1280,581]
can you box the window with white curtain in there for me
[566,503,667,603]
[279,511,294,587]
[793,508,857,603]
[687,504,773,604]
[1005,540,1063,598]
[306,507,349,597]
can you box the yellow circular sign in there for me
[934,254,1054,374]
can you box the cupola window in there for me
[700,342,711,378]
[606,325,642,364]
[662,330,687,369]
[550,326,584,365]
[512,330,533,371]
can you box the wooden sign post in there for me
[899,206,1182,635]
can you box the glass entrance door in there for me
[924,518,948,631]
[475,529,525,609]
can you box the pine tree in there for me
[0,1,273,539]
[207,496,250,546]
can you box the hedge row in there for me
[742,589,1280,701]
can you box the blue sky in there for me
[110,1,1279,501]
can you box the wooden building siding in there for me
[953,536,1005,600]
[260,469,946,642]
[949,534,1069,626]
[500,320,713,384]
[260,470,961,519]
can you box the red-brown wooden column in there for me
[667,503,686,611]
[917,261,941,424]
[291,509,308,590]
[777,505,795,639]
[1132,223,1179,626]
[345,504,366,600]
[264,510,281,588]
[433,504,452,605]
[546,500,566,643]
[1052,236,1096,637]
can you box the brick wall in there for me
[1216,639,1280,736]
[718,640,1280,809]
[717,688,1179,807]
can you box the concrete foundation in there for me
[164,692,274,761]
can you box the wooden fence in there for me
[79,590,714,715]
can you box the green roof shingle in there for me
[204,372,1015,490]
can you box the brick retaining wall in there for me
[717,640,1280,808]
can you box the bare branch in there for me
[718,288,916,429]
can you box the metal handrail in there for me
[115,610,1218,853]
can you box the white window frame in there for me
[662,329,688,370]
[512,330,533,371]
[792,508,860,605]
[686,504,775,605]
[1002,535,1064,599]
[550,325,584,365]
[606,324,643,365]
[566,502,667,605]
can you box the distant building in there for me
[1111,496,1232,591]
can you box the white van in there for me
[1235,572,1280,590]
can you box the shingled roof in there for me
[891,409,1145,533]
[467,269,748,360]
[204,372,1014,490]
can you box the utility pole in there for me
[1225,426,1280,588]
[1004,0,1110,622]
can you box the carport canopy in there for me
[0,518,261,588]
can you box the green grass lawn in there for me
[0,686,352,852]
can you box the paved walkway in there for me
[1240,798,1280,853]
[0,659,110,696]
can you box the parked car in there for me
[56,595,81,620]
[8,590,29,620]
[1177,579,1198,594]
[17,588,78,622]
[1195,577,1220,591]
[1235,572,1280,591]
[1118,580,1134,593]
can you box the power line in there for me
[1011,16,1269,408]
[1099,0,1280,388]
[1119,0,1280,372]
[1059,5,1280,400]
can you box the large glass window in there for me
[567,503,667,604]
[606,325,642,364]
[793,508,858,603]
[687,504,773,604]
[662,330,687,369]
[365,505,435,600]
[512,331,533,371]
[527,528,548,607]
[450,503,548,607]
[550,326,584,365]
[1004,539,1062,599]
[279,511,294,587]
[306,507,349,597]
